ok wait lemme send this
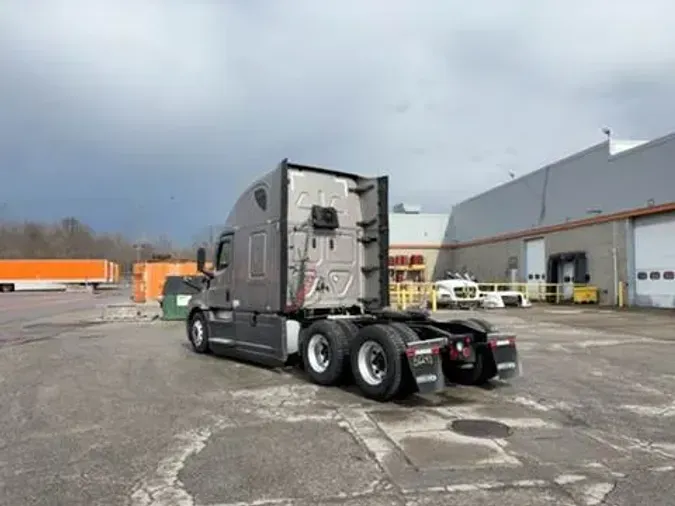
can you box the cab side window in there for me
[216,237,233,270]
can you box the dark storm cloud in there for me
[1,0,674,242]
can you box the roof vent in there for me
[392,203,421,214]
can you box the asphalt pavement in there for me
[0,300,674,505]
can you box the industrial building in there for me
[388,204,449,283]
[389,132,675,308]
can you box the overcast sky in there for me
[1,1,674,243]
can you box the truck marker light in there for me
[406,346,440,358]
[489,337,517,348]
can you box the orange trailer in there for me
[0,259,118,292]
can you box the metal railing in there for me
[389,281,603,310]
[476,282,595,304]
[389,282,438,311]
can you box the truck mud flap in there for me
[404,337,446,394]
[488,335,520,380]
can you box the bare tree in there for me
[0,217,194,275]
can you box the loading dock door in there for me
[525,238,546,300]
[561,261,575,301]
[634,212,675,308]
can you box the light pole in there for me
[133,241,150,264]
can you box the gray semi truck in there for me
[186,159,520,401]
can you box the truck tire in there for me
[449,348,496,386]
[335,320,359,341]
[187,311,210,354]
[334,320,360,381]
[456,349,484,385]
[466,317,498,333]
[350,324,407,402]
[464,318,498,384]
[389,322,418,344]
[301,320,350,386]
[389,322,420,398]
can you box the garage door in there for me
[524,238,546,300]
[634,212,675,308]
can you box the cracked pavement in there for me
[0,298,674,505]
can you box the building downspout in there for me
[612,220,619,306]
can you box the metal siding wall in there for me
[447,136,675,243]
[389,213,449,246]
[447,169,548,243]
[544,221,627,305]
[448,219,627,304]
[450,239,523,282]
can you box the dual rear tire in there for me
[301,319,416,402]
[301,320,352,386]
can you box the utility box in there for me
[573,286,598,304]
[159,275,204,321]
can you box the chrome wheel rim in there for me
[357,340,388,386]
[307,334,331,373]
[191,319,204,346]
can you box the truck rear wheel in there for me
[388,322,420,398]
[334,320,359,381]
[448,348,496,386]
[350,324,407,402]
[301,320,350,386]
[466,317,498,333]
[335,320,359,341]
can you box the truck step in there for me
[358,236,378,244]
[356,218,377,228]
[349,184,375,195]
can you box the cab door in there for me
[207,233,236,346]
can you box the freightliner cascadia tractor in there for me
[186,159,520,401]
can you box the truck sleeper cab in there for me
[186,159,520,401]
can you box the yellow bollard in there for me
[430,285,437,312]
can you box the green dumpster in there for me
[159,275,203,321]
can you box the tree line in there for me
[0,217,198,275]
